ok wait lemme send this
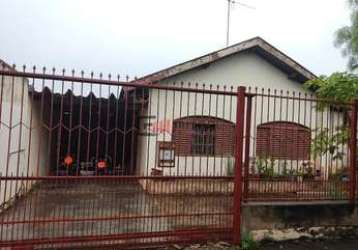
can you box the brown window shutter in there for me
[173,120,192,155]
[173,116,235,156]
[215,123,235,156]
[256,122,311,160]
[256,127,270,158]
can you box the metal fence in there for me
[0,64,357,248]
[0,66,238,248]
[243,88,356,202]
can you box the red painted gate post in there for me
[243,95,252,202]
[349,100,358,202]
[233,86,246,245]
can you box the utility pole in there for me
[226,0,255,47]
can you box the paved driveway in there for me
[0,180,168,242]
[0,179,231,248]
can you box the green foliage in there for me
[335,0,358,70]
[255,155,266,175]
[255,155,275,178]
[254,156,317,180]
[227,158,235,176]
[305,73,355,160]
[328,186,348,199]
[311,127,349,159]
[349,0,358,7]
[305,73,358,109]
[255,156,300,179]
[239,233,259,250]
[298,165,315,180]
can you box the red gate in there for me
[0,65,245,249]
[3,64,355,249]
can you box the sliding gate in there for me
[0,66,245,249]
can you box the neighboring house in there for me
[0,61,48,207]
[133,37,345,179]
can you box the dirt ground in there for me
[260,239,358,250]
[160,239,358,250]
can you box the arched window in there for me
[172,116,235,156]
[256,121,311,160]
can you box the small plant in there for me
[255,155,275,179]
[255,155,266,175]
[300,165,315,180]
[239,233,259,250]
[285,168,298,181]
[281,161,288,177]
[328,186,347,199]
[227,158,235,176]
[311,126,349,161]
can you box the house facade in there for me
[134,37,345,180]
[0,37,348,203]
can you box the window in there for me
[172,116,235,156]
[256,122,311,160]
[192,124,215,155]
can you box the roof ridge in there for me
[134,37,316,84]
[0,58,15,71]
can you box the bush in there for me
[240,233,259,250]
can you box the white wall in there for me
[136,51,344,178]
[0,75,48,206]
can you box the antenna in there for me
[226,0,255,47]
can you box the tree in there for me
[335,0,358,70]
[305,72,358,105]
[306,0,358,173]
[304,73,358,162]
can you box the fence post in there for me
[233,86,246,245]
[243,95,252,202]
[350,100,358,202]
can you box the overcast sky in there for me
[0,0,351,79]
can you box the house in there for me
[0,37,347,202]
[133,37,345,181]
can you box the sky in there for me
[0,0,352,79]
